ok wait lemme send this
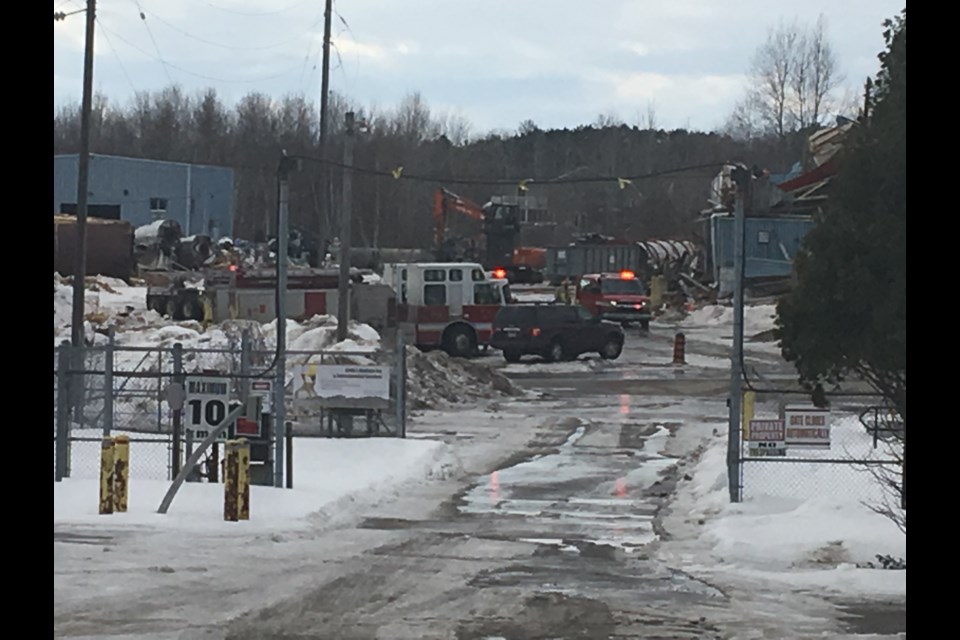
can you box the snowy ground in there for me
[55,437,449,533]
[659,409,906,604]
[55,276,905,637]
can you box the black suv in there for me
[491,303,625,363]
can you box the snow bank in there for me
[54,437,449,533]
[406,348,523,409]
[683,303,777,335]
[675,419,906,597]
[54,281,524,413]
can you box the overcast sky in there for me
[53,0,905,135]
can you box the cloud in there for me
[332,37,387,61]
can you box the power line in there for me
[98,21,306,84]
[96,17,138,96]
[127,1,174,86]
[142,5,325,52]
[198,0,311,18]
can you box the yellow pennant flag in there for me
[391,166,403,179]
[617,177,633,190]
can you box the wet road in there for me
[221,319,807,639]
[225,393,737,640]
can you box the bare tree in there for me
[734,15,843,137]
[752,19,802,137]
[645,100,658,131]
[806,15,843,127]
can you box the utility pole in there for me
[337,112,354,342]
[274,155,296,489]
[317,0,333,263]
[70,0,96,350]
[727,165,750,503]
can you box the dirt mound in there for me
[406,347,523,410]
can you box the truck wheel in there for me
[443,325,477,359]
[600,336,623,360]
[503,349,522,363]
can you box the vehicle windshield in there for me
[601,278,645,295]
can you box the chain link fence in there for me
[53,331,407,483]
[739,394,904,512]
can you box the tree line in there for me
[54,14,857,253]
[53,87,810,253]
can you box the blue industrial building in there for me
[708,213,814,288]
[53,154,234,238]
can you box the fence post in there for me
[99,437,116,515]
[103,328,115,437]
[395,331,406,438]
[238,438,251,520]
[55,342,71,482]
[113,435,129,512]
[285,426,293,489]
[240,330,251,404]
[172,342,184,479]
[223,440,239,522]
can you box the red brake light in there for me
[531,327,541,337]
[493,268,507,279]
[619,270,635,280]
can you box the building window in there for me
[150,197,168,219]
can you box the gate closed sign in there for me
[784,405,831,449]
[186,376,231,441]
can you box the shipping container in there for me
[53,214,135,280]
[545,244,643,285]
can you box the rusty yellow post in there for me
[650,275,666,309]
[237,438,250,521]
[99,437,116,515]
[223,440,239,522]
[113,435,130,513]
[742,390,756,440]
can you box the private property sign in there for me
[747,419,786,457]
[784,405,831,449]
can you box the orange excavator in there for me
[432,187,545,283]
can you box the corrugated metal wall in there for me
[710,214,813,281]
[53,154,234,238]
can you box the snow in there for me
[671,414,906,598]
[54,437,449,533]
[681,303,778,340]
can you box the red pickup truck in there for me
[576,270,652,330]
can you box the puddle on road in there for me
[458,420,677,553]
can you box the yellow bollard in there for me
[236,439,250,521]
[223,440,239,522]
[99,437,116,515]
[742,390,756,440]
[650,275,667,309]
[113,435,130,513]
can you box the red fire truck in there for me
[383,262,510,357]
[576,270,652,330]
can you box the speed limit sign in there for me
[186,375,231,441]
